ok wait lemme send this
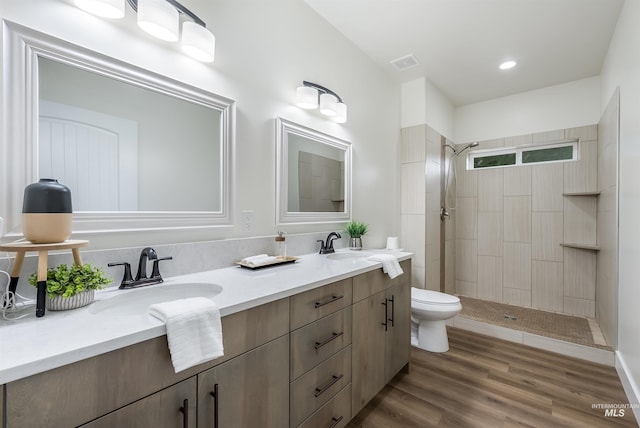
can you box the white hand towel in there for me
[148,297,224,373]
[367,254,404,279]
[240,254,278,267]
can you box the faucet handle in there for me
[108,262,134,288]
[151,256,173,280]
[317,240,326,254]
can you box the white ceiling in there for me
[304,0,624,106]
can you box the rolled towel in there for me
[367,254,404,279]
[240,254,278,267]
[148,297,224,373]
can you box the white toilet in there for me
[411,287,462,352]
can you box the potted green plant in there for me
[29,263,112,311]
[344,220,368,250]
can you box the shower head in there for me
[446,141,479,156]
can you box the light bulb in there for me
[319,93,337,116]
[182,22,215,63]
[137,0,179,42]
[296,86,318,109]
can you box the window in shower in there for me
[468,140,578,170]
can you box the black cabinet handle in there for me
[381,299,388,331]
[314,294,344,308]
[210,384,219,428]
[314,374,344,398]
[388,294,395,327]
[179,398,189,427]
[329,415,344,428]
[314,331,344,350]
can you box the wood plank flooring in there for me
[348,327,637,428]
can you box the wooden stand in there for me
[0,240,89,317]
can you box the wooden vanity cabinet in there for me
[80,377,197,428]
[351,259,411,415]
[3,297,289,428]
[198,335,289,428]
[2,258,411,428]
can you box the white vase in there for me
[47,289,95,311]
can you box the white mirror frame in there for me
[1,21,235,237]
[276,117,352,225]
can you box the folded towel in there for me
[367,254,404,279]
[148,297,224,373]
[240,254,278,267]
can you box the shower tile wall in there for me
[400,124,442,291]
[454,125,599,317]
[596,88,620,346]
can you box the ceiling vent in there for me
[390,54,419,71]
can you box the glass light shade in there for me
[74,0,125,18]
[319,93,337,116]
[137,0,179,42]
[182,22,216,63]
[333,102,347,123]
[296,86,318,109]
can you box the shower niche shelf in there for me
[560,243,600,251]
[562,191,601,196]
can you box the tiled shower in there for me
[400,90,619,346]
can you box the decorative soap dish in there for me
[235,256,299,270]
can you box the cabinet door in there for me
[385,280,411,382]
[198,335,289,428]
[80,377,197,428]
[351,290,387,415]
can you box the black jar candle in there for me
[22,178,73,243]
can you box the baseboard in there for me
[615,351,640,425]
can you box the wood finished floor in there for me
[348,327,637,428]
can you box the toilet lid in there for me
[411,287,460,305]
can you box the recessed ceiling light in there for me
[499,60,517,70]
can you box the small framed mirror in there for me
[276,117,352,225]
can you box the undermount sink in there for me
[88,282,223,316]
[325,252,368,261]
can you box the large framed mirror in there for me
[276,117,352,225]
[1,21,234,237]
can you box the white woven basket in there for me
[46,289,95,311]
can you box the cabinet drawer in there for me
[290,345,351,427]
[290,307,352,379]
[352,268,387,302]
[290,278,352,330]
[297,384,351,428]
[80,377,197,428]
[218,297,289,364]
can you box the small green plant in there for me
[344,220,368,238]
[29,263,112,298]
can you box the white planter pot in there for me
[47,289,95,311]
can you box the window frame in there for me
[466,140,579,171]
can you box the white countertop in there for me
[0,249,411,384]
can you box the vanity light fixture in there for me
[74,0,216,63]
[295,81,347,124]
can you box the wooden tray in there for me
[235,256,299,270]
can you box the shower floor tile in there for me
[457,296,612,350]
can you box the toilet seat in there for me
[411,288,460,306]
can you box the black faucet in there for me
[135,247,157,282]
[108,247,173,289]
[317,232,341,254]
